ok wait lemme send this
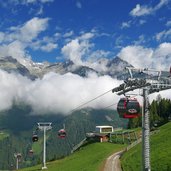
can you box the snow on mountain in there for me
[0,56,132,79]
[0,56,36,80]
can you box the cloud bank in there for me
[0,70,122,115]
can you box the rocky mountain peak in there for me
[0,56,132,79]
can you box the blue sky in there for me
[0,0,171,69]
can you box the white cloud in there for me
[26,0,37,3]
[1,1,54,19]
[30,36,58,52]
[25,72,121,114]
[166,20,171,27]
[61,32,111,72]
[40,42,57,52]
[19,17,49,42]
[88,50,110,61]
[133,35,146,45]
[0,41,31,65]
[139,19,146,25]
[154,42,171,58]
[26,0,54,15]
[118,43,171,70]
[0,68,169,115]
[61,32,94,65]
[130,4,153,17]
[36,5,44,15]
[62,39,85,65]
[54,32,61,39]
[86,50,110,72]
[121,21,131,29]
[11,0,54,4]
[0,32,5,43]
[2,17,49,43]
[63,31,74,38]
[156,28,171,41]
[76,1,82,9]
[0,70,31,111]
[154,0,169,10]
[0,17,54,64]
[118,45,153,68]
[79,32,94,40]
[130,0,169,17]
[0,70,122,114]
[114,35,125,49]
[40,0,54,3]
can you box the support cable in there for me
[70,88,114,113]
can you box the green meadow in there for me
[121,122,171,171]
[0,131,9,140]
[20,142,125,171]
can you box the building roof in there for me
[96,125,113,128]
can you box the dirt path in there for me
[103,151,124,171]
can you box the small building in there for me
[95,133,109,142]
[95,125,113,134]
[86,125,113,143]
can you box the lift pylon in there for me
[112,67,171,171]
[37,122,52,170]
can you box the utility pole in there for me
[112,67,171,171]
[37,122,52,170]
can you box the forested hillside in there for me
[0,104,127,170]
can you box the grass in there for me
[20,142,126,171]
[110,128,142,144]
[121,122,171,171]
[32,137,43,155]
[32,134,50,155]
[0,131,9,140]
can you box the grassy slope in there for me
[121,122,171,171]
[20,142,126,171]
[0,131,9,140]
[32,137,44,155]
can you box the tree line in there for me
[128,95,171,128]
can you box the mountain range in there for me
[0,56,132,79]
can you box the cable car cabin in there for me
[29,149,34,156]
[32,134,38,142]
[17,153,22,159]
[29,149,33,154]
[58,129,66,138]
[117,98,140,118]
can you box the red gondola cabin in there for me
[117,97,140,118]
[58,129,66,138]
[29,149,34,156]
